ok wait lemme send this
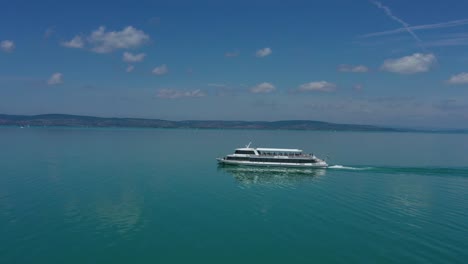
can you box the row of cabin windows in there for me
[234,150,306,156]
[258,152,305,156]
[227,157,251,161]
[234,150,256,155]
[226,156,316,163]
[252,158,317,163]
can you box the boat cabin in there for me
[233,147,308,157]
[234,148,258,155]
[256,148,304,157]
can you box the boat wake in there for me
[327,165,468,176]
[328,165,372,170]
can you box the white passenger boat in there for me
[217,143,328,168]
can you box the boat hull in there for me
[217,158,328,168]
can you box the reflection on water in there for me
[218,165,326,187]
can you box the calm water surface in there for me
[1,127,467,263]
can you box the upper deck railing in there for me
[256,148,303,153]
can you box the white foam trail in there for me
[328,165,371,170]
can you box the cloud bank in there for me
[447,72,468,84]
[0,40,15,52]
[47,73,63,85]
[381,53,435,74]
[123,52,146,62]
[62,26,149,53]
[298,81,336,92]
[61,36,84,48]
[250,82,275,93]
[152,64,168,75]
[255,47,272,57]
[156,89,205,99]
[338,64,369,73]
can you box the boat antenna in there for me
[246,142,252,148]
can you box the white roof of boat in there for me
[235,147,256,150]
[255,148,303,152]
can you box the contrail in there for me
[362,18,468,38]
[369,0,422,43]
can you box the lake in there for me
[1,127,467,263]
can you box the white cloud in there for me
[126,65,135,73]
[381,53,436,74]
[298,81,336,92]
[88,26,149,53]
[250,82,275,93]
[47,73,63,85]
[338,64,369,73]
[156,89,206,99]
[123,52,146,62]
[152,64,168,75]
[255,47,272,57]
[61,36,84,48]
[447,72,468,85]
[0,40,15,52]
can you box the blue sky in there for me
[1,0,468,128]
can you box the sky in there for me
[1,0,468,128]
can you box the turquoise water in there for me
[1,127,467,263]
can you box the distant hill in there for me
[0,113,462,133]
